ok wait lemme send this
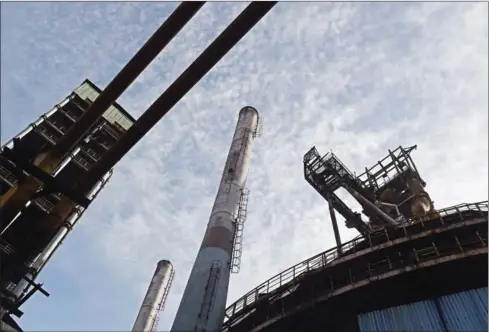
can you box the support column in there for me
[327,194,343,255]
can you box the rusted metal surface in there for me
[246,247,487,332]
[0,2,276,306]
[53,2,205,158]
[171,107,260,332]
[222,202,488,331]
[201,226,235,254]
[0,2,205,232]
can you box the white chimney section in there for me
[171,106,260,332]
[132,260,175,332]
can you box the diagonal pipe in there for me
[80,1,277,191]
[1,1,277,280]
[0,2,205,230]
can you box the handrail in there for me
[223,201,488,323]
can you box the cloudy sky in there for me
[1,2,487,331]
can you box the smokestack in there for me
[132,260,175,332]
[171,106,259,332]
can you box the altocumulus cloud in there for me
[1,2,487,331]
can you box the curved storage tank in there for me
[222,202,488,332]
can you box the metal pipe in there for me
[52,2,205,159]
[77,2,276,192]
[132,260,175,332]
[2,1,275,287]
[52,146,81,177]
[52,123,100,177]
[22,2,276,262]
[0,2,205,228]
[379,201,401,218]
[9,170,112,300]
[171,106,259,332]
[36,170,111,272]
[1,101,67,150]
[344,185,398,226]
[0,126,94,234]
[326,195,342,254]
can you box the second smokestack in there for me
[132,260,175,332]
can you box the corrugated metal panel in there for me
[438,287,488,332]
[358,300,444,331]
[358,287,488,332]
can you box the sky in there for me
[1,2,488,331]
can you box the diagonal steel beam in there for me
[0,2,206,230]
[2,1,277,285]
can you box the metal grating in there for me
[0,164,18,186]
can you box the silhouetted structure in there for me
[222,146,488,332]
[0,79,135,330]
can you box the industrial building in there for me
[0,4,276,330]
[221,146,488,332]
[0,79,136,330]
[2,3,486,331]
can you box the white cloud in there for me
[2,2,487,331]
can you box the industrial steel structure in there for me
[0,2,275,331]
[0,80,135,330]
[7,3,483,332]
[132,260,175,332]
[221,146,488,332]
[171,106,261,332]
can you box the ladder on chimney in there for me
[231,188,250,273]
[150,268,175,332]
[195,260,222,332]
[253,116,263,138]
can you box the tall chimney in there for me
[171,106,259,332]
[132,260,175,332]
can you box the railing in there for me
[224,225,487,331]
[0,237,15,256]
[33,124,58,145]
[100,121,123,141]
[0,164,18,186]
[223,201,488,323]
[33,196,55,213]
[72,154,92,171]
